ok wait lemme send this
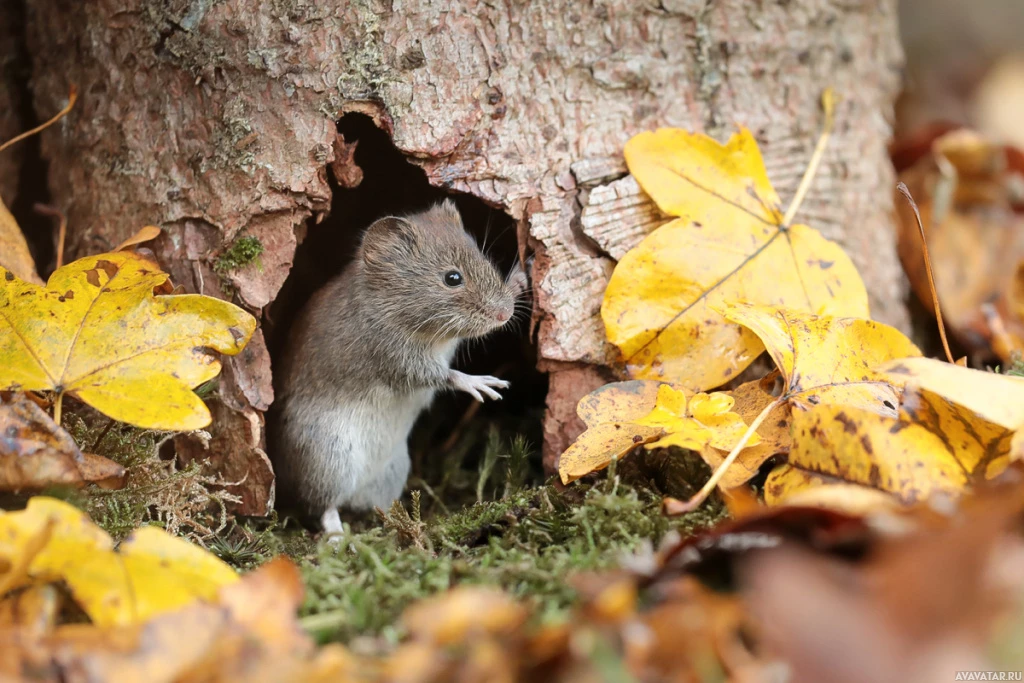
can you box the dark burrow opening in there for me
[265,113,549,521]
[5,0,55,276]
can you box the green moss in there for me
[60,413,241,542]
[292,478,725,645]
[214,235,265,274]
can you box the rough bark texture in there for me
[25,0,907,511]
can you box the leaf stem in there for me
[663,398,782,515]
[0,86,78,155]
[896,182,956,365]
[782,89,837,226]
[53,392,63,426]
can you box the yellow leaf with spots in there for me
[559,380,681,484]
[765,386,1012,510]
[722,303,921,412]
[700,374,792,490]
[603,127,868,389]
[0,197,41,285]
[558,382,761,485]
[880,357,1024,430]
[0,497,238,627]
[763,467,900,515]
[575,380,669,428]
[558,422,664,485]
[0,251,255,430]
[637,385,760,451]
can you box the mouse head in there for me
[360,200,517,341]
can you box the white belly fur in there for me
[318,385,434,503]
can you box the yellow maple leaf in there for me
[0,251,255,430]
[880,357,1024,431]
[557,382,760,485]
[0,497,238,627]
[664,304,921,513]
[765,385,1011,509]
[722,303,921,411]
[699,374,792,490]
[637,385,760,452]
[558,381,670,484]
[603,123,868,390]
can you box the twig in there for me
[33,204,67,269]
[663,398,782,515]
[896,182,955,364]
[0,85,78,154]
[91,417,116,453]
[782,89,838,226]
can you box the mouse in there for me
[273,199,526,539]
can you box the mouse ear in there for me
[361,217,417,266]
[437,198,461,221]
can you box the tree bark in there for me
[24,0,907,512]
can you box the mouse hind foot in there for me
[321,507,344,544]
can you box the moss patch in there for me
[214,235,265,274]
[286,478,723,646]
[57,407,723,648]
[56,411,241,543]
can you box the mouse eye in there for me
[443,270,464,287]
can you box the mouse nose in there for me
[495,306,512,322]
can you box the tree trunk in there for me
[22,0,907,513]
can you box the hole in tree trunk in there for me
[265,113,547,519]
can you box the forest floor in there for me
[50,410,724,648]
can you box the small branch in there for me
[0,85,78,154]
[34,204,67,269]
[896,182,956,364]
[91,417,116,453]
[782,89,838,226]
[663,398,782,515]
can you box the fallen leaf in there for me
[659,303,921,513]
[558,421,664,485]
[765,386,1011,507]
[895,129,1024,361]
[722,303,921,412]
[741,483,1024,683]
[0,392,124,492]
[576,379,667,427]
[973,54,1024,151]
[881,356,1024,431]
[558,381,761,485]
[0,195,41,286]
[0,584,58,638]
[403,586,529,647]
[637,387,759,452]
[0,251,256,430]
[65,525,241,627]
[698,375,792,490]
[603,127,868,389]
[558,380,674,484]
[114,225,162,252]
[1,557,343,683]
[0,497,239,627]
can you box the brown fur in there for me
[272,200,520,526]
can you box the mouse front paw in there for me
[449,369,509,402]
[507,261,530,296]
